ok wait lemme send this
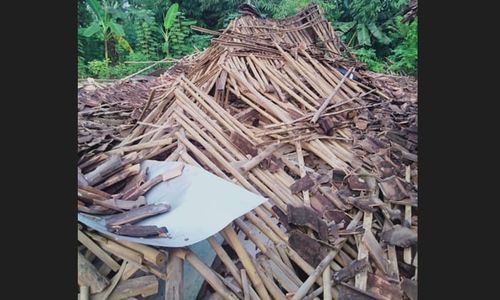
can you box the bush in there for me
[389,19,417,75]
[351,48,386,73]
[78,57,88,78]
[88,59,110,78]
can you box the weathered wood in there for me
[108,275,159,300]
[333,258,369,284]
[92,261,128,300]
[98,197,146,211]
[241,269,250,300]
[290,174,315,194]
[84,155,123,186]
[318,117,335,136]
[238,142,283,174]
[123,164,184,200]
[77,6,418,300]
[122,263,140,280]
[86,232,143,265]
[95,164,140,190]
[80,286,90,300]
[106,203,171,227]
[291,250,338,300]
[401,278,417,300]
[230,131,258,157]
[362,229,389,275]
[78,252,109,294]
[381,224,417,247]
[311,67,354,123]
[78,168,90,187]
[287,204,328,240]
[111,224,168,238]
[174,248,239,300]
[115,240,167,266]
[223,225,271,300]
[165,254,183,300]
[288,230,329,267]
[108,137,173,154]
[322,265,332,300]
[78,230,121,272]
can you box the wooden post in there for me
[165,254,183,300]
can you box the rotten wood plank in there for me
[106,203,171,227]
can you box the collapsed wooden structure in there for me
[78,4,417,300]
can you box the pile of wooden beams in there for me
[78,4,417,300]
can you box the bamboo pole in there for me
[311,67,354,123]
[223,225,271,300]
[291,250,338,300]
[174,249,239,300]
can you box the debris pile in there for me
[78,4,417,300]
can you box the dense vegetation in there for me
[78,0,417,79]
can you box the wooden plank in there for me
[78,230,121,272]
[108,275,158,300]
[84,155,122,186]
[362,229,389,275]
[115,240,167,267]
[78,252,109,294]
[92,261,128,300]
[86,232,143,265]
[355,212,372,291]
[404,165,413,264]
[106,203,171,227]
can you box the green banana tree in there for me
[161,3,179,56]
[82,0,133,61]
[333,0,398,48]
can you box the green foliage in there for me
[78,0,417,78]
[168,13,198,57]
[164,3,179,29]
[88,59,110,78]
[219,11,241,28]
[78,57,88,78]
[388,19,417,74]
[82,0,133,60]
[78,38,88,78]
[188,34,212,52]
[351,48,386,73]
[174,0,240,28]
[133,9,161,58]
[161,3,180,56]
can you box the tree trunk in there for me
[106,38,118,65]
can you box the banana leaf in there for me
[164,3,179,30]
[115,35,134,54]
[356,23,371,46]
[82,22,101,38]
[87,0,105,21]
[335,21,356,33]
[109,22,125,37]
[367,23,391,45]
